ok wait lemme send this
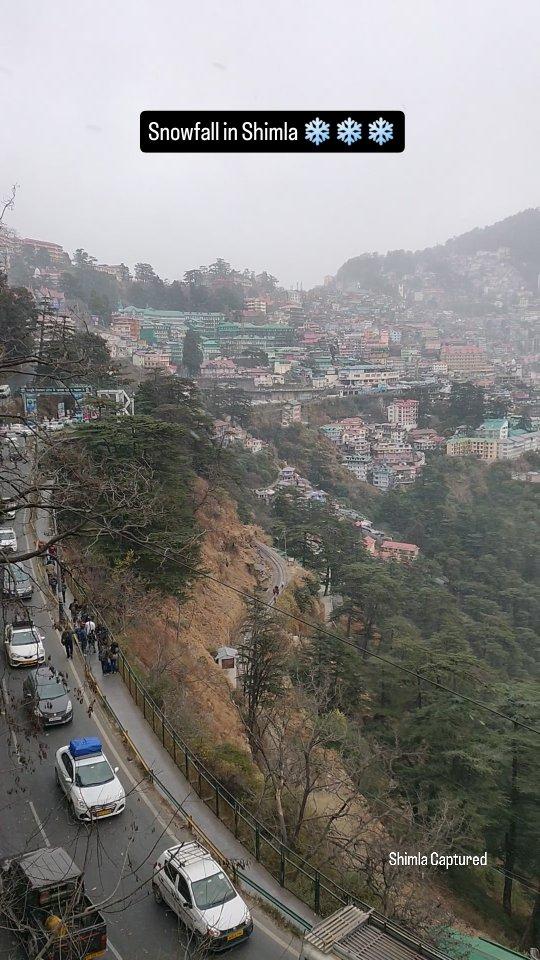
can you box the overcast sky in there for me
[1,0,539,288]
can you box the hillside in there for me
[336,207,540,292]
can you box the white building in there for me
[387,399,419,430]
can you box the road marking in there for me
[106,939,124,960]
[28,800,50,847]
[23,523,180,846]
[254,916,299,954]
[65,656,180,844]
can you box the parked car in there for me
[153,841,253,951]
[23,666,73,726]
[0,845,107,960]
[4,622,45,667]
[3,561,33,599]
[1,496,16,520]
[55,738,125,821]
[0,527,17,551]
[0,384,11,400]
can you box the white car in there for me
[55,738,125,822]
[0,528,17,552]
[0,385,11,400]
[4,622,45,668]
[153,842,253,951]
[1,498,16,520]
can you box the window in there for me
[176,874,191,904]
[163,861,178,884]
[75,759,114,788]
[191,871,235,910]
[61,754,74,779]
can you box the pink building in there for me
[379,540,419,563]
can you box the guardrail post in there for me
[314,871,321,913]
[255,823,260,861]
[279,846,286,887]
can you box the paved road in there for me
[255,541,291,597]
[0,486,300,959]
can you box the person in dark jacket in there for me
[98,637,110,674]
[76,625,87,655]
[61,627,74,660]
[109,640,119,673]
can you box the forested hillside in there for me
[336,207,540,291]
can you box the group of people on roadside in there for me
[63,602,120,674]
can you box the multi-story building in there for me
[95,264,130,282]
[379,540,419,562]
[447,419,540,461]
[110,316,141,340]
[132,349,173,371]
[371,463,395,491]
[387,399,419,430]
[337,365,400,392]
[244,298,267,314]
[446,435,499,461]
[22,238,69,264]
[440,344,492,377]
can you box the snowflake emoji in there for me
[337,117,362,146]
[368,117,394,145]
[305,117,330,146]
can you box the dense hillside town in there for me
[1,211,539,960]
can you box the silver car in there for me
[3,562,33,599]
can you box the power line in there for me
[59,556,539,899]
[60,530,540,736]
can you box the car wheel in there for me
[153,883,163,904]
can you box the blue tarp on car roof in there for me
[69,737,102,759]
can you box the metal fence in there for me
[116,648,362,918]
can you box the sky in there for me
[1,0,540,288]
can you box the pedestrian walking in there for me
[109,640,119,673]
[76,625,87,656]
[60,581,67,603]
[98,637,110,675]
[48,572,58,594]
[61,626,74,660]
[84,616,96,638]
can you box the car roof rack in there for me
[169,842,212,870]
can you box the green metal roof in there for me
[452,933,527,960]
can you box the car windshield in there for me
[11,629,39,646]
[10,565,29,583]
[75,759,114,788]
[191,871,236,910]
[37,680,66,700]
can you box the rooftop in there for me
[17,847,81,888]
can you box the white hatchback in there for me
[0,528,17,551]
[153,842,253,951]
[4,623,45,667]
[55,738,125,822]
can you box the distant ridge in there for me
[336,207,540,290]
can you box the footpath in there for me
[33,503,318,933]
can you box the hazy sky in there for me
[2,0,540,287]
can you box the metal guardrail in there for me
[62,571,454,956]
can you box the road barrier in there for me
[61,567,451,955]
